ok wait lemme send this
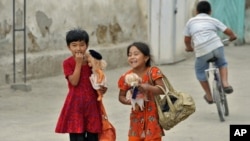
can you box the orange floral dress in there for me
[118,67,165,141]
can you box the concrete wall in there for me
[0,0,148,50]
[148,0,196,64]
[0,0,249,87]
[0,0,148,86]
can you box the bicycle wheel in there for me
[219,88,229,116]
[217,77,229,116]
[213,80,225,122]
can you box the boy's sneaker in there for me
[223,86,233,94]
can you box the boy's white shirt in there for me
[184,13,227,57]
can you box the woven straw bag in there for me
[148,67,196,130]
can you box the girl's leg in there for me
[86,132,98,141]
[129,136,144,141]
[147,138,162,141]
[129,136,162,141]
[69,133,86,141]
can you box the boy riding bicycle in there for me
[183,1,237,104]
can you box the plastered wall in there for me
[0,0,248,86]
[0,0,148,52]
[0,0,148,86]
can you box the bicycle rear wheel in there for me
[213,81,225,122]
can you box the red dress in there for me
[118,67,164,140]
[55,56,102,133]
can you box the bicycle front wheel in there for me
[220,89,229,116]
[217,81,229,116]
[213,81,225,122]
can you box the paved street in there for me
[0,44,250,141]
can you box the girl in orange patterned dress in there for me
[118,42,166,141]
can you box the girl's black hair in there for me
[196,1,211,14]
[66,28,89,46]
[127,42,153,67]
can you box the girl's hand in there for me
[138,83,150,93]
[136,93,144,98]
[75,52,84,64]
[99,85,107,94]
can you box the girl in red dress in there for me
[118,42,166,141]
[55,28,107,141]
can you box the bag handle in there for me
[147,67,176,112]
[155,85,176,112]
[148,66,175,92]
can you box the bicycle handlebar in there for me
[222,39,229,43]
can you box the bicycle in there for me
[205,39,230,122]
[185,38,236,121]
